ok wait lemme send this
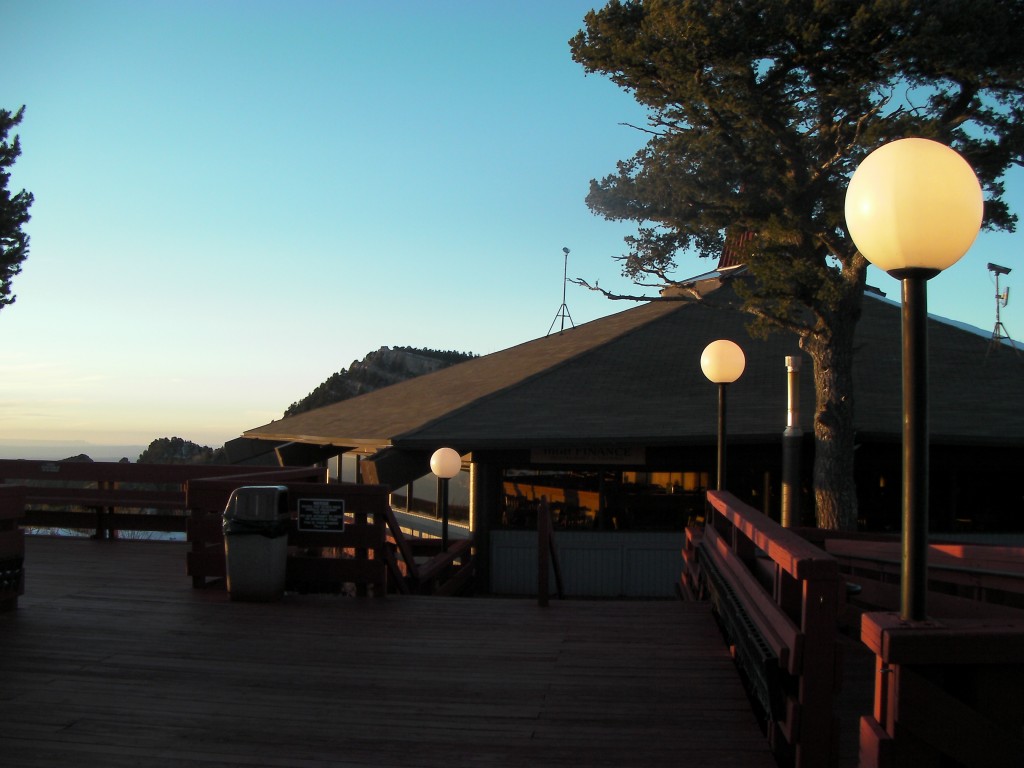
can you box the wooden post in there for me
[0,485,26,611]
[538,496,550,607]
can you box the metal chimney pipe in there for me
[781,356,802,527]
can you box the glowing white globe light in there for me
[430,447,461,479]
[701,340,746,384]
[845,138,983,275]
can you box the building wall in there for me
[489,530,685,598]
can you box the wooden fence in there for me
[816,535,1024,767]
[188,474,384,595]
[0,459,323,538]
[187,473,474,596]
[860,612,1024,767]
[684,495,1024,767]
[1,459,473,599]
[682,490,841,768]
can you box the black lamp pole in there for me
[440,476,450,550]
[716,383,728,491]
[897,269,937,621]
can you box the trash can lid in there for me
[223,485,289,521]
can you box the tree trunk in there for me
[803,319,859,531]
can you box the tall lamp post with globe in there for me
[845,138,983,622]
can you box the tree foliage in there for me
[285,346,477,417]
[137,437,226,465]
[570,0,1024,528]
[0,106,33,311]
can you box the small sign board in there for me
[297,498,346,532]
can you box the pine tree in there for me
[0,106,33,312]
[570,0,1024,529]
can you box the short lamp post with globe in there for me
[430,447,462,551]
[700,339,747,493]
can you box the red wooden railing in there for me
[792,528,1024,765]
[860,612,1024,767]
[795,529,1024,619]
[0,459,320,538]
[682,491,841,768]
[380,506,474,596]
[187,472,474,596]
[1,458,474,598]
[685,495,1024,767]
[834,537,1024,767]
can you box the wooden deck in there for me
[0,536,779,767]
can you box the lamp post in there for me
[701,340,746,492]
[430,447,462,550]
[845,138,983,622]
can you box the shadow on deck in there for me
[1,536,778,768]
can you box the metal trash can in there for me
[223,485,290,602]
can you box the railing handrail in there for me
[4,460,328,538]
[693,491,840,768]
[0,458,271,484]
[706,490,838,581]
[861,611,1024,766]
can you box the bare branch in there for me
[618,121,665,137]
[570,277,700,302]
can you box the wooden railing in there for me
[682,491,841,768]
[816,536,1024,767]
[686,500,1024,767]
[860,612,1024,767]
[187,473,474,596]
[0,459,320,538]
[0,484,26,611]
[794,527,1024,766]
[824,537,1024,617]
[1,458,473,598]
[380,506,474,596]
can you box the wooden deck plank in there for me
[1,536,776,767]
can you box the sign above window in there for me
[530,446,646,466]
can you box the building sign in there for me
[530,445,646,466]
[297,498,346,532]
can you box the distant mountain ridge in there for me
[284,346,476,417]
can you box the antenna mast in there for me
[547,247,575,336]
[987,262,1019,356]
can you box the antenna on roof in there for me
[987,262,1019,357]
[547,247,575,336]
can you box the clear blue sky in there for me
[2,1,1021,451]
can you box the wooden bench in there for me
[824,538,1024,614]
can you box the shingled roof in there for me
[243,281,1024,456]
